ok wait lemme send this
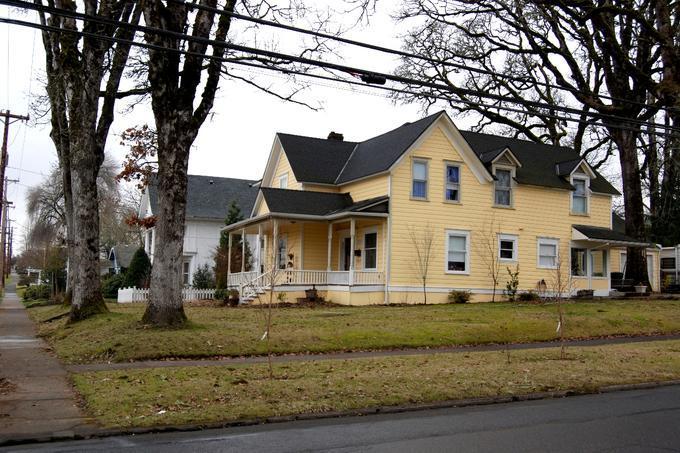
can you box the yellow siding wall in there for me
[271,150,301,190]
[388,124,613,299]
[302,223,329,270]
[329,219,386,271]
[256,198,269,216]
[340,175,389,201]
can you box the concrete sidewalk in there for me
[0,279,94,443]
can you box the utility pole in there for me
[1,110,29,288]
[0,178,16,288]
[5,223,13,279]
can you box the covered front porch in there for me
[224,210,389,301]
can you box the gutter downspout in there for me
[384,175,392,305]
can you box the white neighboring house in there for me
[139,174,259,285]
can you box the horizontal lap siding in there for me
[273,151,302,190]
[302,223,328,270]
[389,125,613,293]
[340,175,389,201]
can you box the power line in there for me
[171,0,678,115]
[1,4,676,137]
[0,8,676,138]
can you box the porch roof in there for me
[223,190,389,232]
[572,225,654,247]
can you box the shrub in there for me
[192,264,215,289]
[518,291,540,302]
[214,288,228,301]
[504,266,520,301]
[448,290,471,304]
[23,284,50,300]
[101,273,126,299]
[122,247,151,289]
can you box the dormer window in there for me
[572,177,588,214]
[494,169,512,206]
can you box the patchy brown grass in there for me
[26,299,680,364]
[72,340,680,428]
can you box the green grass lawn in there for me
[73,339,680,428]
[25,299,680,364]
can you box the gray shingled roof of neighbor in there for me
[260,188,389,217]
[108,244,139,268]
[147,174,259,220]
[573,224,652,246]
[276,111,620,195]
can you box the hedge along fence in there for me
[117,287,216,304]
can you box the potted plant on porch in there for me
[634,283,647,294]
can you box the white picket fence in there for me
[117,287,216,304]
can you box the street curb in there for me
[2,379,680,448]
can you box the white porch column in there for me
[241,228,246,273]
[349,218,356,286]
[327,223,333,272]
[273,219,279,270]
[227,232,232,286]
[257,224,262,274]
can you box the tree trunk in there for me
[142,130,190,326]
[610,126,649,286]
[68,131,107,321]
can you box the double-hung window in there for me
[498,234,518,262]
[572,178,588,214]
[445,164,460,202]
[412,159,428,199]
[278,173,288,189]
[277,235,288,270]
[363,232,377,270]
[446,230,469,273]
[494,169,512,206]
[537,238,559,269]
[182,261,191,286]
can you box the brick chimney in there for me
[327,131,344,141]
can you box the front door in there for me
[341,237,352,271]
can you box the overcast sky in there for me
[1,1,622,252]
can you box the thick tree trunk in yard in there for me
[143,130,191,326]
[611,127,649,287]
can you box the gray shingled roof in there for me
[460,131,619,195]
[573,224,651,246]
[260,188,389,217]
[275,111,619,195]
[108,245,138,268]
[148,174,258,220]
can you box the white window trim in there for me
[411,158,429,200]
[498,233,518,262]
[589,249,608,279]
[620,251,627,273]
[492,164,515,208]
[277,234,288,270]
[445,229,471,275]
[537,237,559,269]
[570,175,590,215]
[443,161,462,204]
[362,227,379,271]
[278,173,289,189]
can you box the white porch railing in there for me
[117,287,216,303]
[229,269,383,288]
[227,271,258,287]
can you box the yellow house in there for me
[224,111,659,304]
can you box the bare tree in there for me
[548,254,574,360]
[475,216,502,303]
[395,0,680,285]
[408,223,435,304]
[36,0,141,321]
[138,0,333,327]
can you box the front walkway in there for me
[0,278,93,442]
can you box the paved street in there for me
[6,384,680,452]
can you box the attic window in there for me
[278,173,288,189]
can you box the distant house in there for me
[108,245,139,274]
[139,174,259,285]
